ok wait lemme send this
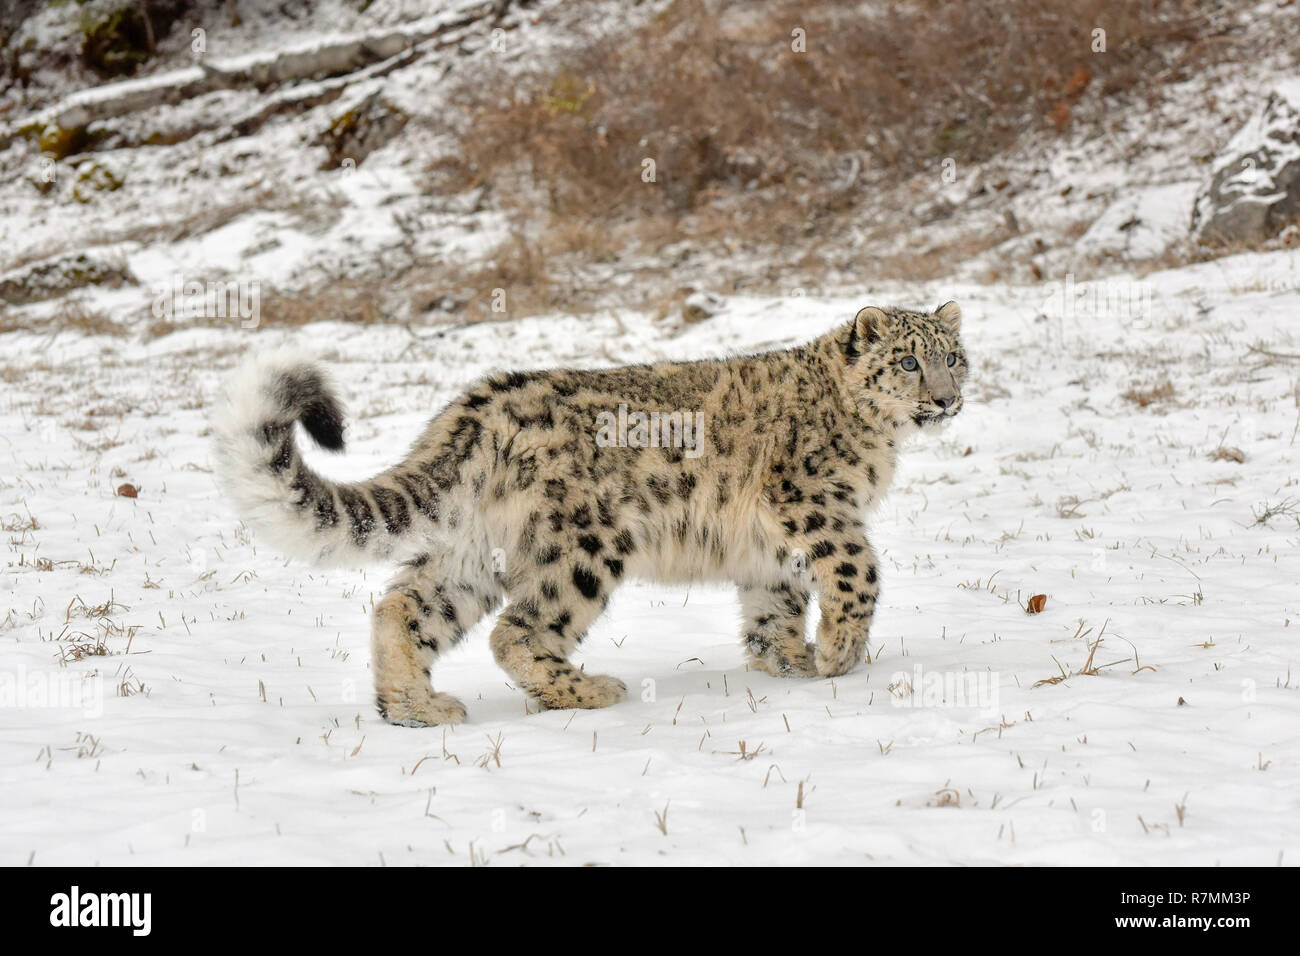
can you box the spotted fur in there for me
[213,303,968,726]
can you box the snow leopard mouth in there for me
[913,402,962,427]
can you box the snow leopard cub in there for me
[215,302,967,726]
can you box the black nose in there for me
[934,396,954,410]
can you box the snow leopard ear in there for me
[853,306,890,342]
[935,300,962,332]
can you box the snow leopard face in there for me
[841,301,967,430]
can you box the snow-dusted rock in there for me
[682,290,725,323]
[0,252,134,306]
[315,92,409,170]
[1078,181,1199,261]
[1192,80,1300,245]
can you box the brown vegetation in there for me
[423,0,1234,318]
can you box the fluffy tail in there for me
[213,350,444,566]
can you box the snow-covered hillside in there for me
[2,248,1298,866]
[0,0,658,332]
[2,0,1297,335]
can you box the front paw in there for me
[379,689,468,727]
[533,672,627,710]
[748,641,817,678]
[814,650,861,678]
[814,626,866,677]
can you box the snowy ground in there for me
[2,248,1298,866]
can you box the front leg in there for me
[739,580,816,677]
[810,532,879,677]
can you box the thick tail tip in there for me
[222,348,347,451]
[275,364,346,451]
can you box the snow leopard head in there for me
[840,300,968,430]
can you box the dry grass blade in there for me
[654,801,669,836]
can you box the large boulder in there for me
[1192,80,1300,245]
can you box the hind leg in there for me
[739,580,816,677]
[488,560,626,710]
[372,552,501,727]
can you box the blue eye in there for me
[946,352,957,367]
[901,356,918,371]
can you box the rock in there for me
[1192,81,1300,245]
[80,2,197,78]
[1079,182,1199,260]
[73,163,125,203]
[681,291,724,323]
[913,196,956,224]
[24,122,97,160]
[316,92,409,171]
[0,253,135,306]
